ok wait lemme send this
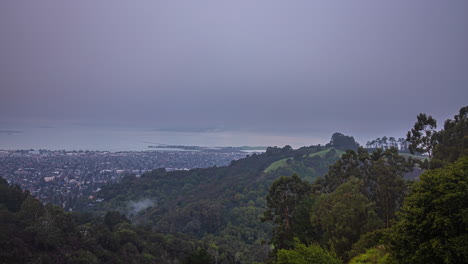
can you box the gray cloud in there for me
[0,0,467,142]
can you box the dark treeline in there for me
[0,177,210,263]
[0,106,466,264]
[365,137,409,153]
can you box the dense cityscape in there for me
[0,148,251,210]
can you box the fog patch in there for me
[127,198,155,216]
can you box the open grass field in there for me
[264,148,345,173]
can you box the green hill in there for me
[264,148,345,173]
[76,145,342,263]
[73,133,363,263]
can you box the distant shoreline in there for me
[0,145,268,153]
[0,130,22,134]
[147,145,267,151]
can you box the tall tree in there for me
[371,158,406,228]
[432,106,468,164]
[320,147,413,227]
[310,179,383,260]
[388,157,468,264]
[397,138,409,153]
[406,113,438,159]
[262,174,312,250]
[389,137,396,148]
[382,136,388,149]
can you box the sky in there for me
[1,0,467,145]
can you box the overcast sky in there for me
[1,0,467,142]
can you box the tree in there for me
[104,211,130,231]
[320,149,362,193]
[182,248,215,264]
[310,179,383,260]
[348,246,393,264]
[0,178,29,212]
[274,239,342,264]
[68,250,99,264]
[319,147,413,229]
[397,138,409,153]
[327,133,359,151]
[262,174,312,250]
[432,106,468,165]
[19,196,45,226]
[389,137,397,149]
[406,113,438,159]
[382,136,388,149]
[388,157,468,264]
[369,149,410,228]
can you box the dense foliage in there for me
[407,106,468,168]
[262,106,467,263]
[261,174,312,250]
[262,147,413,262]
[274,239,342,264]
[432,106,468,166]
[0,177,207,263]
[326,132,360,151]
[388,157,468,264]
[1,106,466,263]
[348,246,393,264]
[76,142,347,263]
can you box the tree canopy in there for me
[326,132,360,151]
[274,239,342,264]
[388,156,468,264]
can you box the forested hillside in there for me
[0,177,210,263]
[264,106,467,264]
[1,106,466,264]
[78,135,354,263]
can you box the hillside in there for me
[264,148,346,182]
[78,144,343,263]
[1,103,465,264]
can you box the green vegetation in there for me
[311,179,383,259]
[388,156,468,264]
[349,246,392,264]
[261,174,312,250]
[1,106,466,263]
[264,158,288,173]
[74,144,344,263]
[274,240,342,264]
[264,148,345,184]
[71,134,360,263]
[326,132,360,151]
[261,106,467,263]
[307,148,344,158]
[397,152,427,161]
[0,177,206,263]
[262,147,414,262]
[264,148,344,173]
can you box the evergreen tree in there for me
[262,174,312,250]
[406,113,438,159]
[310,179,383,260]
